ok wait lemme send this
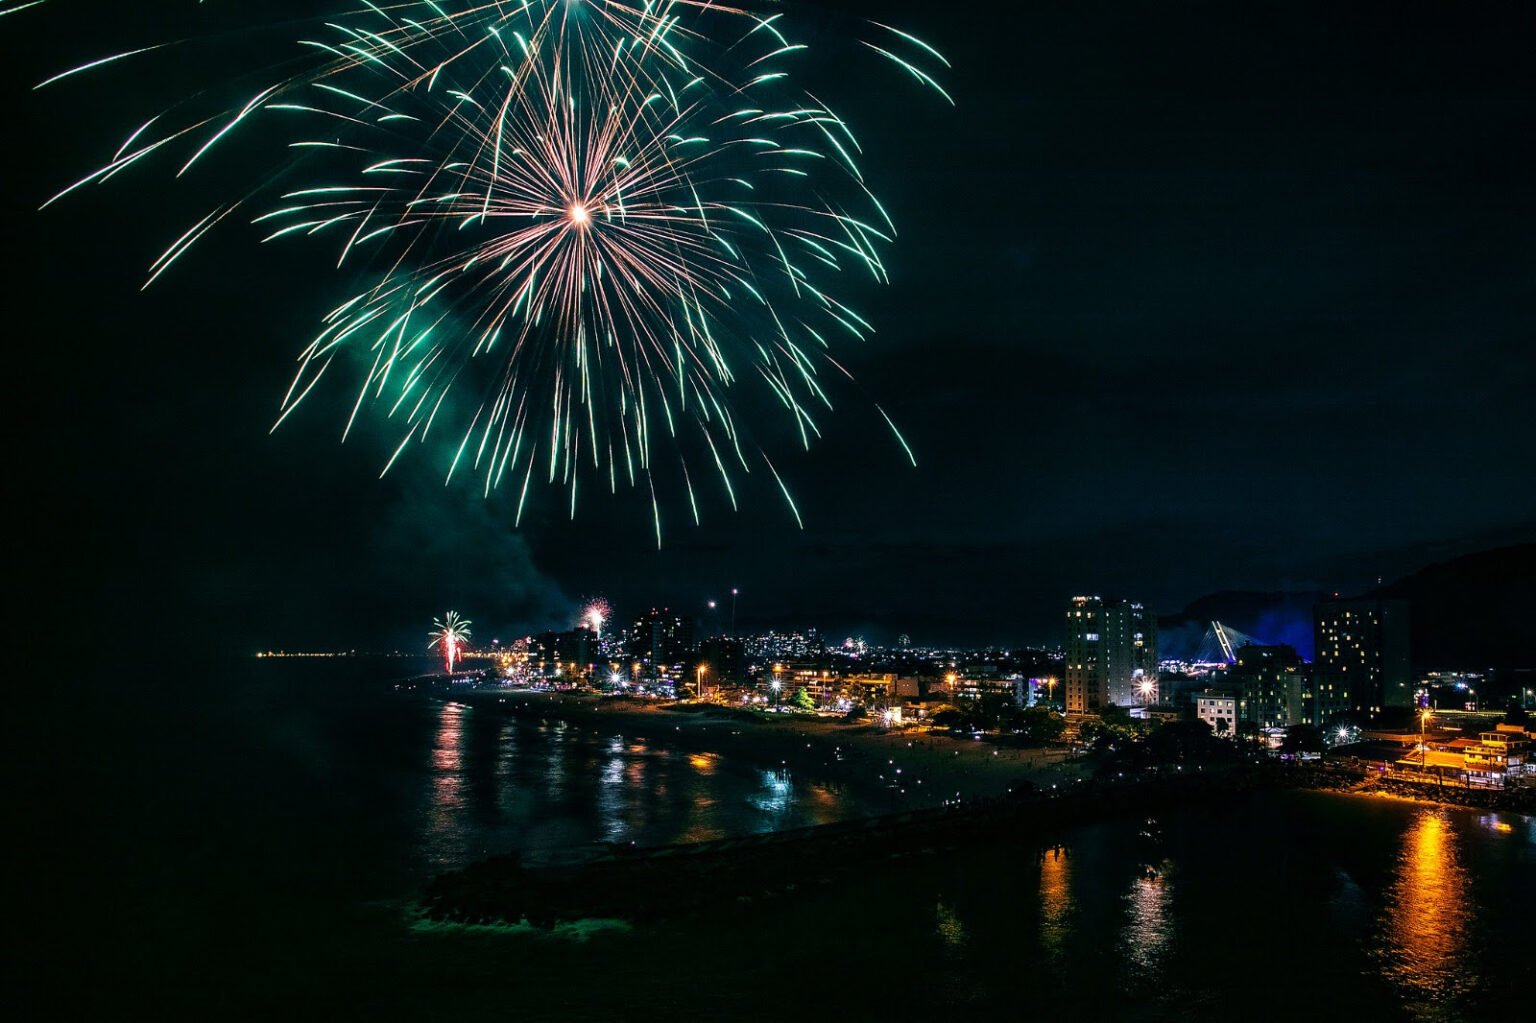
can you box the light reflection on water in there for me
[415,703,868,865]
[1118,865,1174,980]
[750,768,794,818]
[408,699,1530,1020]
[1039,846,1072,959]
[494,720,519,814]
[542,720,567,801]
[422,702,467,867]
[596,736,627,843]
[935,898,968,956]
[1376,807,1478,1018]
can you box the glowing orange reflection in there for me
[1040,846,1072,956]
[1378,808,1475,1015]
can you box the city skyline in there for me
[11,0,1535,659]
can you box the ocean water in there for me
[14,658,1533,1020]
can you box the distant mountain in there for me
[1368,544,1535,670]
[1160,544,1536,668]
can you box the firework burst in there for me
[29,1,949,539]
[429,609,472,672]
[579,596,611,636]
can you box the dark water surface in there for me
[15,659,1533,1019]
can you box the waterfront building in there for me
[530,626,598,680]
[1232,644,1308,729]
[1392,721,1534,788]
[1195,690,1238,738]
[1463,726,1532,788]
[1064,596,1158,714]
[1313,598,1412,717]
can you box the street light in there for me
[1420,708,1432,775]
[770,678,782,710]
[696,663,708,702]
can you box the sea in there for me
[14,657,1533,1020]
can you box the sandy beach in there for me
[450,689,1090,812]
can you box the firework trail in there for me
[429,609,472,672]
[27,2,949,540]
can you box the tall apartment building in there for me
[1233,643,1308,729]
[1314,598,1412,717]
[1065,595,1158,714]
[629,608,694,670]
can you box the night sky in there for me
[11,1,1535,652]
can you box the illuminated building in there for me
[1195,690,1238,738]
[1232,644,1308,729]
[742,629,825,662]
[840,672,897,708]
[1313,598,1411,717]
[1395,722,1533,788]
[629,608,694,673]
[529,626,598,680]
[1462,725,1531,788]
[1064,596,1158,714]
[1307,671,1351,725]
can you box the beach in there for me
[448,688,1091,813]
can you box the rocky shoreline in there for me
[1264,762,1536,812]
[419,770,1256,927]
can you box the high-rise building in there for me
[1313,598,1412,717]
[1233,644,1308,729]
[629,608,694,669]
[1065,596,1159,714]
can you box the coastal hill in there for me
[1368,543,1535,670]
[1160,543,1535,669]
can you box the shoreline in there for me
[421,769,1257,926]
[413,688,1533,927]
[433,687,1536,819]
[1262,763,1536,814]
[442,688,1092,813]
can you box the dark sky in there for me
[11,1,1535,652]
